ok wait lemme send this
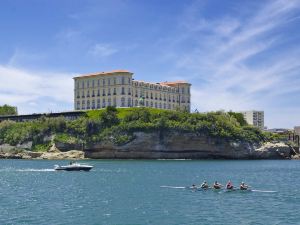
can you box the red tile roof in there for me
[73,70,132,79]
[159,81,191,86]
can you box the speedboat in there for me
[54,162,93,171]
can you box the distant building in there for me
[241,110,264,129]
[294,126,300,136]
[73,70,191,112]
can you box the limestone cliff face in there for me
[0,132,291,160]
[83,132,291,159]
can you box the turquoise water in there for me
[0,160,299,225]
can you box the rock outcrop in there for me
[84,132,292,160]
[0,132,293,160]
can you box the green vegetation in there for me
[0,107,276,150]
[0,104,18,116]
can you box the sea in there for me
[0,159,299,225]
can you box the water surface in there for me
[0,160,299,225]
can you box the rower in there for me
[213,181,222,189]
[240,182,248,190]
[226,180,234,190]
[201,181,209,189]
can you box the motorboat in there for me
[54,162,93,171]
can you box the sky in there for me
[0,0,300,128]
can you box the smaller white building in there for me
[294,126,300,136]
[241,110,264,130]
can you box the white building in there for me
[241,110,264,129]
[73,70,191,112]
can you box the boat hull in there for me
[55,167,92,171]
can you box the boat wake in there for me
[160,185,187,189]
[16,169,55,172]
[251,190,277,193]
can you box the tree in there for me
[100,106,119,128]
[0,104,18,116]
[228,112,248,126]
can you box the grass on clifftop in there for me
[0,107,275,149]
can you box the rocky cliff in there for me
[0,131,292,160]
[84,131,291,159]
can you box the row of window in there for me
[76,76,131,89]
[76,89,190,103]
[76,78,190,95]
[76,87,131,98]
[133,82,189,94]
[76,98,190,110]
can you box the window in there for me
[108,98,111,106]
[77,81,79,89]
[150,102,153,107]
[121,77,125,85]
[87,90,90,97]
[103,79,105,86]
[163,103,166,109]
[128,77,131,84]
[92,90,95,97]
[113,88,116,95]
[92,100,95,109]
[128,88,131,95]
[121,97,125,107]
[82,81,84,89]
[97,89,100,97]
[97,99,101,109]
[113,78,116,85]
[87,80,90,88]
[121,87,125,95]
[102,99,106,108]
[155,102,157,108]
[82,100,85,109]
[108,78,111,85]
[82,91,85,98]
[113,98,116,106]
[97,79,100,87]
[102,89,106,96]
[92,80,95,88]
[76,101,80,110]
[146,101,149,107]
[135,100,138,106]
[159,103,162,108]
[151,93,153,99]
[108,88,111,96]
[135,90,138,97]
[87,100,90,109]
[77,92,80,98]
[128,98,131,107]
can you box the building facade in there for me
[73,70,191,112]
[241,110,264,129]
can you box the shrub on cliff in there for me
[0,107,270,147]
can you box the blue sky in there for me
[0,0,300,128]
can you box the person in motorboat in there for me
[240,182,248,190]
[226,180,234,190]
[191,184,197,189]
[200,181,209,189]
[213,181,222,189]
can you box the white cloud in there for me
[88,43,118,57]
[0,65,75,114]
[162,0,300,128]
